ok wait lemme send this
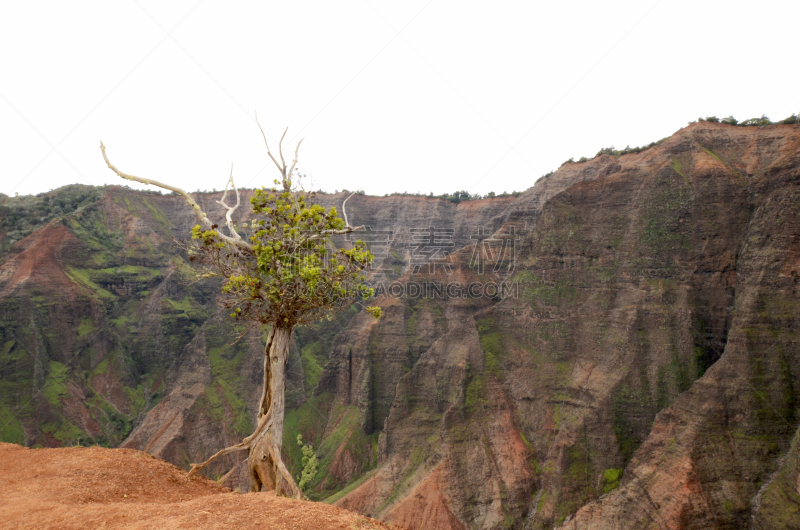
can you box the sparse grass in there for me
[77,317,94,337]
[300,342,326,396]
[324,469,377,504]
[65,267,115,299]
[42,361,69,407]
[0,403,25,444]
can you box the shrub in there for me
[740,114,772,127]
[296,434,319,491]
[596,146,616,156]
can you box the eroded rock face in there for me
[322,123,800,529]
[1,121,799,528]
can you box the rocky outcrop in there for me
[1,121,799,528]
[321,122,800,529]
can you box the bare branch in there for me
[255,111,284,175]
[286,138,304,183]
[188,406,275,477]
[300,191,364,244]
[188,442,249,476]
[296,191,366,249]
[216,163,243,242]
[341,190,359,229]
[100,141,252,251]
[278,127,288,180]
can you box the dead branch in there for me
[188,405,275,477]
[187,442,249,476]
[341,190,357,228]
[253,114,306,224]
[255,112,286,178]
[298,191,364,244]
[278,127,287,178]
[287,139,303,184]
[254,113,305,193]
[100,141,252,251]
[216,163,243,241]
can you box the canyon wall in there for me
[1,121,799,528]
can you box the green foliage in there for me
[283,393,333,475]
[740,114,772,127]
[41,417,84,444]
[123,384,147,419]
[323,469,378,504]
[87,392,133,446]
[64,267,115,299]
[300,342,326,396]
[42,361,69,407]
[0,403,25,444]
[309,404,377,498]
[464,375,487,412]
[163,296,206,321]
[715,113,799,126]
[296,434,319,491]
[477,318,503,377]
[388,190,519,200]
[602,468,623,493]
[436,190,478,203]
[595,138,668,159]
[669,158,688,184]
[204,342,251,437]
[781,113,799,124]
[190,184,376,328]
[77,317,94,337]
[0,184,106,256]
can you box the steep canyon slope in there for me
[1,121,799,529]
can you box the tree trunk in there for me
[187,323,302,499]
[248,324,301,497]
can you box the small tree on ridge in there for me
[100,120,379,497]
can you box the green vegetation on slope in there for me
[0,185,107,256]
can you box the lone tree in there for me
[100,121,379,498]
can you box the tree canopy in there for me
[189,182,380,329]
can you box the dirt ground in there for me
[0,443,400,530]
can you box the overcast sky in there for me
[2,1,798,198]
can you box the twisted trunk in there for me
[188,323,301,499]
[248,324,299,496]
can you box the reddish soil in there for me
[0,443,400,530]
[2,223,79,293]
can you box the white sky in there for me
[1,1,799,198]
